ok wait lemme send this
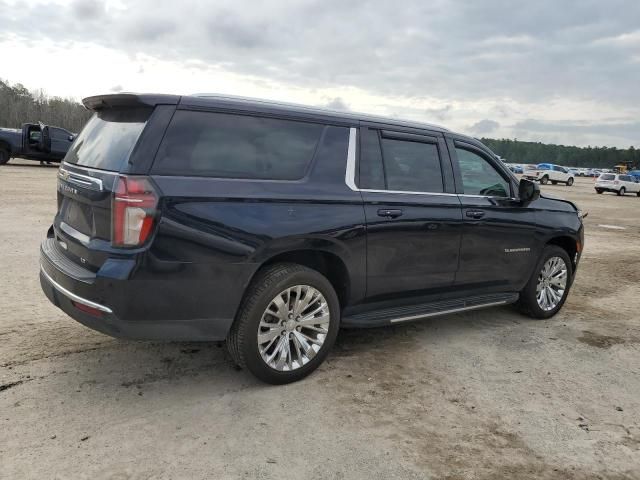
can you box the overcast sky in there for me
[1,0,638,147]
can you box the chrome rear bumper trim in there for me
[40,265,113,314]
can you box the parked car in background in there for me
[39,93,585,384]
[0,122,75,165]
[628,170,640,181]
[508,164,524,174]
[523,163,575,185]
[595,173,640,196]
[568,168,578,177]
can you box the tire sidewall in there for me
[240,268,340,384]
[619,187,625,196]
[521,246,573,319]
[540,176,548,184]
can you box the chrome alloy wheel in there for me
[257,285,330,371]
[536,256,568,311]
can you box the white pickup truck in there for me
[523,163,575,186]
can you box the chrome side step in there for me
[389,299,511,323]
[341,293,519,328]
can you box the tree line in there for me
[1,79,638,168]
[0,79,91,133]
[482,138,639,169]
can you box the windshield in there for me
[536,164,551,170]
[64,108,151,171]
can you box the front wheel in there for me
[0,149,9,165]
[226,263,340,384]
[540,176,549,185]
[618,187,625,196]
[516,245,573,319]
[566,178,574,186]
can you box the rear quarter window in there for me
[151,110,324,180]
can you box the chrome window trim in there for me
[40,266,113,314]
[344,127,508,200]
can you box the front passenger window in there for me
[455,147,510,197]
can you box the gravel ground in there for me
[1,159,639,479]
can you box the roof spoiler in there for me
[82,93,180,110]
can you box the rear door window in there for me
[152,110,324,180]
[380,136,444,193]
[64,108,151,171]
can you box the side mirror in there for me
[519,178,540,204]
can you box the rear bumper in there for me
[594,186,619,193]
[39,238,241,341]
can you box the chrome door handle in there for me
[377,209,403,218]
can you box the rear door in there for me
[448,137,538,291]
[54,106,159,268]
[357,125,462,300]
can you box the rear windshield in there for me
[600,174,615,180]
[151,110,324,180]
[64,108,151,171]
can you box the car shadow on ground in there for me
[41,305,528,396]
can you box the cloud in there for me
[323,97,350,111]
[0,0,638,147]
[469,119,500,134]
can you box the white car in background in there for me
[523,163,575,186]
[595,173,640,196]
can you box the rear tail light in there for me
[112,175,158,247]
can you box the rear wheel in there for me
[540,176,549,185]
[618,187,625,196]
[566,178,574,186]
[517,245,572,319]
[226,263,340,384]
[0,149,9,165]
[596,189,603,194]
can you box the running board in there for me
[341,293,519,328]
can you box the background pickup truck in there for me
[0,122,75,165]
[523,163,575,186]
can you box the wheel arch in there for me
[248,248,352,309]
[546,235,579,270]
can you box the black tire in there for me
[637,191,640,197]
[0,149,9,165]
[516,245,573,319]
[551,181,557,185]
[618,187,625,196]
[566,178,574,186]
[596,189,603,194]
[226,263,340,384]
[540,176,549,185]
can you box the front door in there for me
[357,126,462,300]
[448,138,538,291]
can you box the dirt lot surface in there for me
[1,160,639,479]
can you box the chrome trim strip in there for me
[61,161,119,176]
[345,127,358,191]
[343,128,505,199]
[59,167,104,191]
[40,266,113,314]
[59,221,91,245]
[389,300,509,323]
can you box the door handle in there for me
[377,208,403,218]
[465,210,485,219]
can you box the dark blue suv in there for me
[40,93,584,383]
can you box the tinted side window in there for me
[152,110,324,179]
[358,128,385,189]
[380,138,443,193]
[456,147,510,197]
